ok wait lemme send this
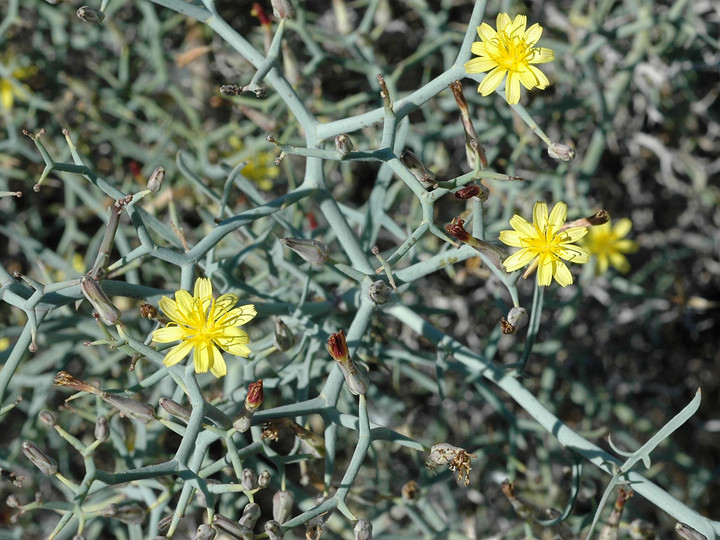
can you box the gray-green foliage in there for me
[1,0,719,538]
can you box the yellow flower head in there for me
[464,13,554,105]
[581,218,639,275]
[499,201,590,287]
[152,278,256,378]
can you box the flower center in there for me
[492,29,533,71]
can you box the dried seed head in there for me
[147,166,165,192]
[100,392,155,423]
[353,520,372,540]
[77,6,105,24]
[239,502,262,529]
[287,422,326,458]
[140,303,158,319]
[274,318,295,351]
[22,441,58,476]
[38,411,56,428]
[80,276,122,325]
[261,418,290,441]
[455,183,490,202]
[547,142,576,162]
[335,134,354,157]
[401,480,420,502]
[501,307,528,335]
[273,490,294,524]
[368,280,392,305]
[281,238,329,265]
[95,416,109,442]
[425,443,476,486]
[445,218,473,245]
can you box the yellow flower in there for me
[152,278,256,377]
[499,201,590,287]
[228,135,280,190]
[464,13,554,105]
[581,218,638,275]
[0,58,37,110]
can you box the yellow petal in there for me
[505,72,521,104]
[193,342,210,373]
[533,202,550,232]
[524,23,543,46]
[553,261,573,287]
[465,56,497,74]
[558,244,590,264]
[163,340,194,367]
[536,255,554,286]
[508,214,536,239]
[509,14,527,36]
[503,249,536,272]
[563,226,589,243]
[529,47,554,64]
[152,325,185,343]
[158,296,182,323]
[209,351,227,378]
[477,22,497,42]
[224,304,257,326]
[615,239,639,253]
[175,289,194,317]
[194,277,213,299]
[547,202,567,230]
[613,218,634,238]
[527,65,550,89]
[496,13,512,31]
[1,79,14,110]
[478,66,507,96]
[212,293,238,316]
[499,229,523,247]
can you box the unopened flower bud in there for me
[157,515,173,534]
[335,134,354,157]
[22,441,58,476]
[77,6,105,24]
[274,318,294,351]
[112,503,146,525]
[159,397,192,422]
[39,411,56,428]
[95,416,109,442]
[73,535,86,540]
[242,468,258,490]
[258,470,271,488]
[400,150,436,188]
[265,520,284,540]
[548,142,576,162]
[327,330,349,362]
[245,380,264,411]
[6,494,21,508]
[239,502,261,529]
[147,166,165,193]
[213,514,252,539]
[288,422,326,458]
[500,307,528,335]
[193,524,216,540]
[454,183,489,202]
[401,480,419,502]
[368,280,392,305]
[281,238,328,265]
[102,504,118,517]
[272,0,295,19]
[445,218,505,269]
[354,520,372,540]
[80,276,122,325]
[101,392,155,423]
[273,490,294,524]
